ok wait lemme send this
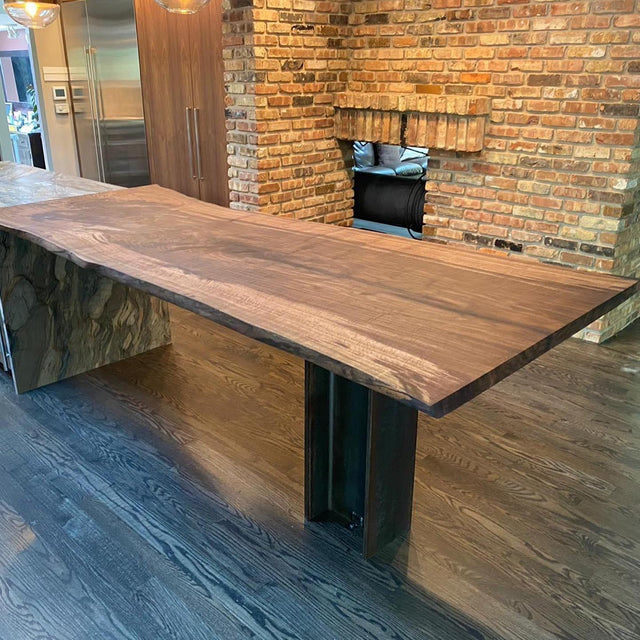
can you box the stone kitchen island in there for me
[0,162,119,207]
[0,162,171,393]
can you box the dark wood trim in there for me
[188,0,230,206]
[135,0,229,204]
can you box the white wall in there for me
[29,22,79,176]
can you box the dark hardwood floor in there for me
[0,306,638,640]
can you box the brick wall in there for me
[596,121,640,340]
[224,0,354,222]
[345,0,640,340]
[223,0,640,339]
[223,0,259,210]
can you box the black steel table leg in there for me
[305,362,419,559]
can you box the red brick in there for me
[525,220,561,233]
[565,102,599,114]
[614,15,640,26]
[478,224,509,238]
[541,115,577,127]
[551,2,589,15]
[561,252,596,267]
[570,15,611,28]
[594,133,637,146]
[460,72,492,83]
[592,0,634,13]
[610,45,640,58]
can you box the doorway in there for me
[0,11,45,168]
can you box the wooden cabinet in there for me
[134,0,229,206]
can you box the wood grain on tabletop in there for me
[0,185,635,416]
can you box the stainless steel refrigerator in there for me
[61,0,150,187]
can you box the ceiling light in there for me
[4,1,60,29]
[154,0,211,14]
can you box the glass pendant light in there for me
[4,1,60,29]
[154,0,211,14]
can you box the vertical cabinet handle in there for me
[185,107,196,179]
[194,107,204,181]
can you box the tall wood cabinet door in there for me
[135,0,199,198]
[188,1,230,206]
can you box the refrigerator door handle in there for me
[84,46,103,181]
[194,107,203,182]
[186,107,196,180]
[85,47,107,183]
[88,47,106,182]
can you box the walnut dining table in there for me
[0,183,636,559]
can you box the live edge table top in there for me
[0,184,636,417]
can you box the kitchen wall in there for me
[29,23,80,176]
[0,28,27,50]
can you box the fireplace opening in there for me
[351,142,428,240]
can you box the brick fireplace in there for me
[222,0,640,342]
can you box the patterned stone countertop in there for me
[0,162,120,208]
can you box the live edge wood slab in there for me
[0,185,634,415]
[0,184,636,557]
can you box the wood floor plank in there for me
[0,393,292,640]
[0,307,637,639]
[0,377,491,640]
[0,493,138,640]
[132,578,231,640]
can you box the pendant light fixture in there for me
[3,1,60,29]
[154,0,211,14]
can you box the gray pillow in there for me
[376,144,403,167]
[394,162,424,177]
[353,142,375,169]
